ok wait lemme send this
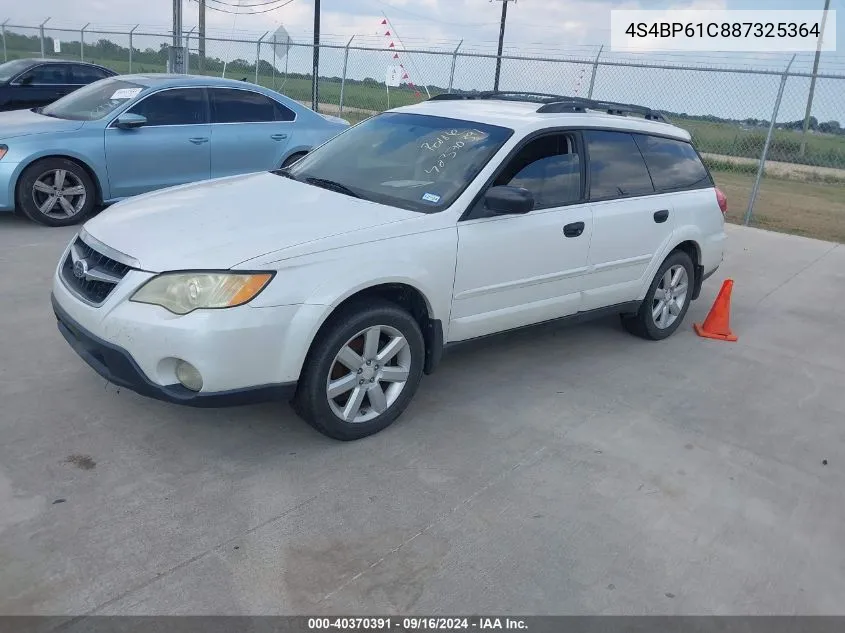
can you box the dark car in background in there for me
[0,58,117,112]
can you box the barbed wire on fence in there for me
[1,21,843,241]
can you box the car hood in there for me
[82,172,422,272]
[0,108,85,139]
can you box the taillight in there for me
[715,187,728,214]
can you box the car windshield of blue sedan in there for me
[40,79,146,121]
[0,59,34,82]
[283,112,513,213]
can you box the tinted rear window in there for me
[634,134,712,192]
[585,130,654,200]
[210,88,294,123]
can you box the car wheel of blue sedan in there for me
[16,158,96,227]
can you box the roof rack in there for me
[427,91,667,122]
[429,91,569,104]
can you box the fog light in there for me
[175,360,203,392]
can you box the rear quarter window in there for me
[633,134,712,192]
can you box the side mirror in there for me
[484,185,534,215]
[19,75,34,86]
[114,113,147,129]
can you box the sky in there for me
[1,0,843,120]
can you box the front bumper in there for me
[52,293,297,408]
[0,160,21,211]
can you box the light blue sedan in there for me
[0,74,349,226]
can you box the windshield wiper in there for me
[272,167,299,180]
[304,177,363,199]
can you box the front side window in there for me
[285,112,513,213]
[128,88,207,126]
[17,64,67,85]
[585,130,655,200]
[41,78,146,120]
[210,88,293,123]
[494,134,582,209]
[633,134,712,192]
[0,59,35,83]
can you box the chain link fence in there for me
[1,22,843,241]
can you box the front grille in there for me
[61,237,132,305]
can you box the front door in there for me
[105,87,211,199]
[208,87,294,177]
[450,133,592,342]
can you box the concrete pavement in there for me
[1,215,843,615]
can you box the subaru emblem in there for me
[73,258,89,280]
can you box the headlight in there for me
[0,145,7,161]
[130,272,274,315]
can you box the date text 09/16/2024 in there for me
[307,618,528,630]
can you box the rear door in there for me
[582,129,674,311]
[67,64,114,90]
[105,87,211,198]
[208,87,295,177]
[7,63,70,110]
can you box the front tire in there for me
[293,299,425,440]
[16,158,96,227]
[621,250,694,341]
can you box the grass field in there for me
[714,170,845,243]
[674,118,845,169]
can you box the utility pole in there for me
[170,0,184,73]
[198,0,206,73]
[312,0,320,111]
[799,0,830,156]
[493,0,515,92]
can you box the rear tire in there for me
[621,250,694,341]
[16,158,96,227]
[293,299,425,441]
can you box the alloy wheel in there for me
[325,325,412,424]
[31,169,87,218]
[651,264,689,329]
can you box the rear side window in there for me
[69,64,111,84]
[210,88,294,123]
[633,134,712,192]
[585,130,654,200]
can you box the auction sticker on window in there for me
[611,9,836,52]
[111,87,143,100]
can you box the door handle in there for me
[189,137,209,144]
[654,209,669,223]
[270,133,288,141]
[563,221,585,238]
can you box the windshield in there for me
[0,59,34,83]
[41,78,146,121]
[286,112,513,213]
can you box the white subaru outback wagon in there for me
[51,93,727,440]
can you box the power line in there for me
[194,0,296,15]
[372,0,500,28]
[206,0,291,7]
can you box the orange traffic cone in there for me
[693,279,738,342]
